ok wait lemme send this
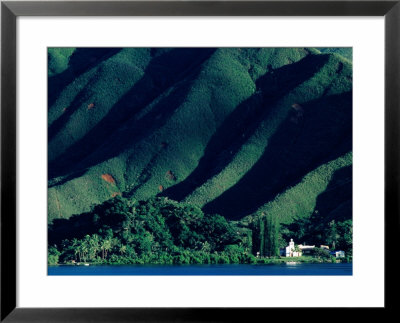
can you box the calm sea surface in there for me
[48,263,352,275]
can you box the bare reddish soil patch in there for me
[158,185,164,192]
[111,192,121,198]
[165,170,176,181]
[101,174,116,185]
[88,103,95,110]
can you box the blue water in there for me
[48,263,352,276]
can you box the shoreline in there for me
[50,257,351,267]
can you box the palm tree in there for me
[71,238,79,261]
[101,238,113,259]
[81,238,89,262]
[119,245,127,256]
[100,239,106,260]
[104,239,112,259]
[89,234,100,260]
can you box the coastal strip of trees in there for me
[48,196,352,265]
[49,196,255,265]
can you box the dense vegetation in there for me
[281,217,352,257]
[48,47,352,224]
[48,48,76,77]
[49,196,255,265]
[280,164,353,256]
[317,47,352,61]
[250,214,280,258]
[49,196,351,265]
[48,47,352,265]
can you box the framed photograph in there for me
[1,0,398,321]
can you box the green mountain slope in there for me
[246,152,352,225]
[48,47,352,226]
[316,47,352,62]
[48,48,76,77]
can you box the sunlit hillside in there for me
[48,47,352,229]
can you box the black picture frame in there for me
[1,0,399,321]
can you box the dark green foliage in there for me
[259,218,265,256]
[48,47,352,223]
[49,196,132,244]
[279,163,352,255]
[281,216,352,256]
[48,246,61,265]
[48,48,75,77]
[313,247,332,260]
[250,214,280,257]
[250,153,352,225]
[251,218,262,256]
[263,214,280,257]
[316,48,352,61]
[47,47,352,264]
[49,196,254,265]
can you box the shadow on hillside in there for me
[161,54,331,202]
[312,165,352,223]
[202,90,352,220]
[49,48,216,181]
[48,168,88,189]
[283,165,352,245]
[48,71,98,141]
[48,48,122,109]
[48,48,123,144]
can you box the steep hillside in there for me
[316,47,352,61]
[48,48,76,77]
[48,47,352,225]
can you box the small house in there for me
[298,244,316,255]
[330,250,345,258]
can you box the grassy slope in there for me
[311,164,352,224]
[242,152,352,225]
[48,48,76,77]
[48,48,352,224]
[316,47,352,62]
[200,54,352,219]
[183,54,351,211]
[48,48,152,162]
